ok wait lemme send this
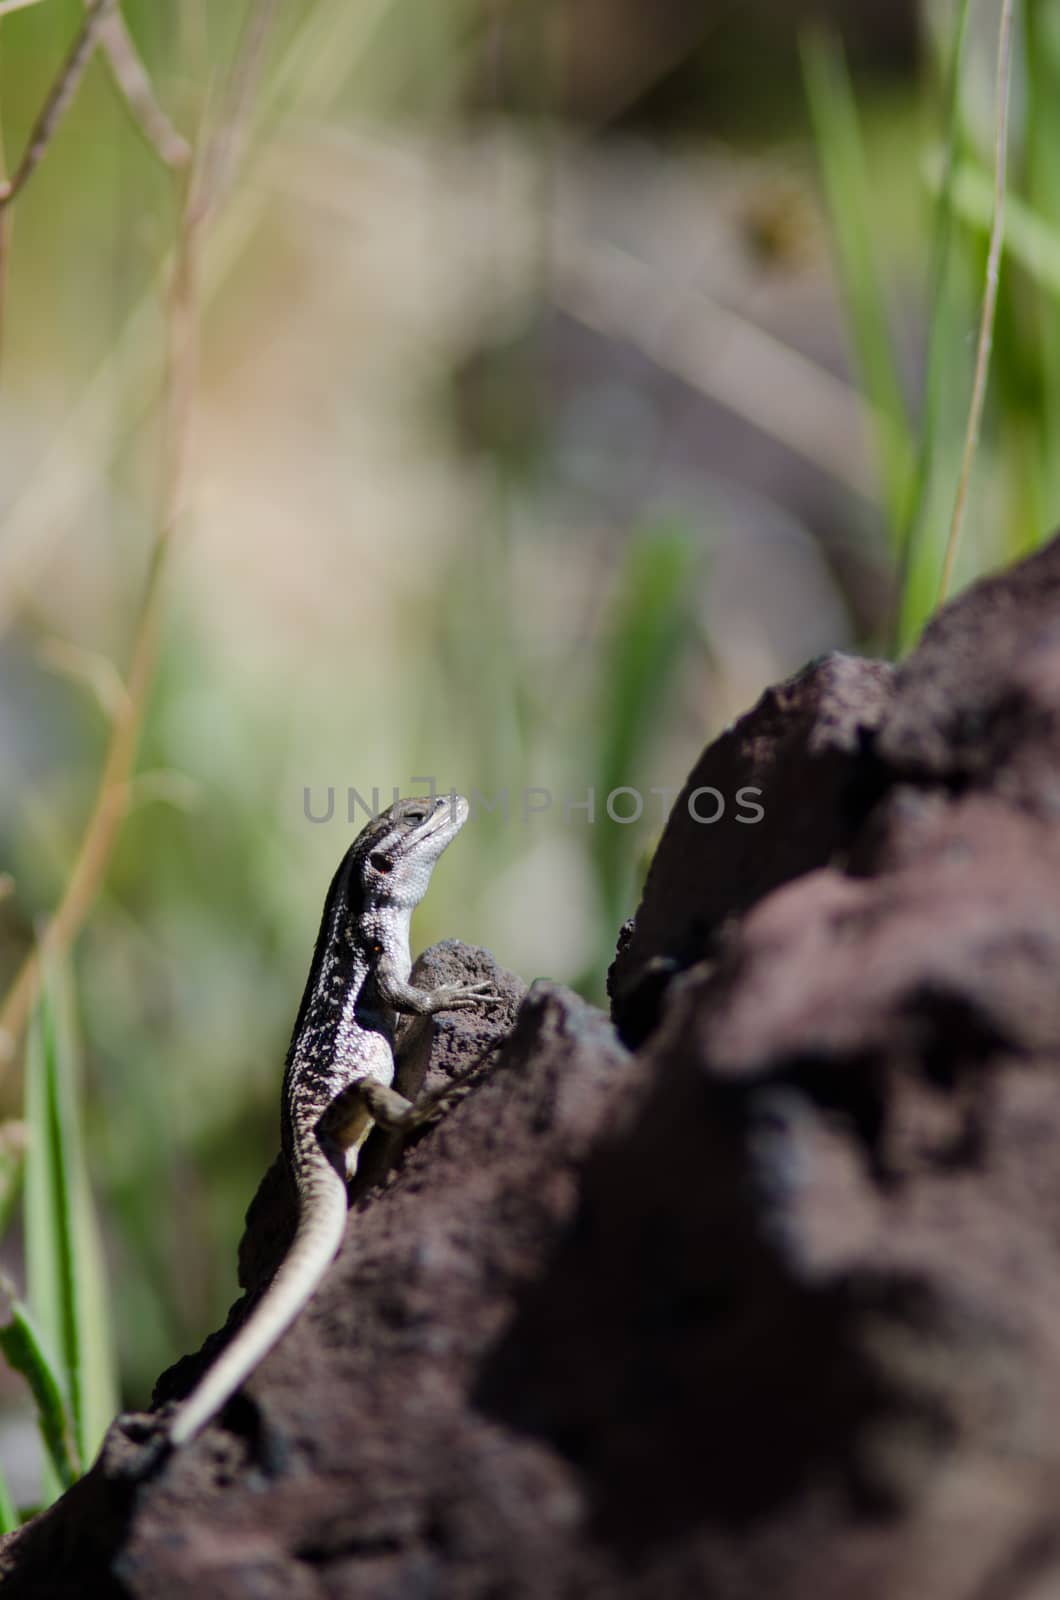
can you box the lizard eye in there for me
[405,807,426,823]
[369,852,393,873]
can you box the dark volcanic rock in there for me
[2,977,630,1597]
[877,535,1060,814]
[609,651,894,1041]
[8,535,1060,1598]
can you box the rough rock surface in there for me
[7,536,1060,1597]
[609,649,894,1041]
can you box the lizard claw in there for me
[429,982,504,1012]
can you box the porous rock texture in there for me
[7,538,1060,1597]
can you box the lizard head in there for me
[354,793,470,909]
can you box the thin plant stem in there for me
[196,0,281,219]
[93,4,191,169]
[0,0,117,209]
[0,0,394,641]
[0,0,283,1068]
[936,0,1017,607]
[0,170,199,1068]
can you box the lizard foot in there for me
[424,981,504,1013]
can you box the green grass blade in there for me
[24,959,118,1499]
[893,0,974,652]
[50,962,118,1472]
[0,1121,27,1242]
[24,985,67,1504]
[0,1458,17,1535]
[801,27,915,543]
[932,0,1017,611]
[1025,0,1060,518]
[591,524,698,947]
[936,160,1060,300]
[0,1282,79,1493]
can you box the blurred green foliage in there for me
[23,959,116,1501]
[0,0,1056,1507]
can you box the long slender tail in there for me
[169,1156,348,1448]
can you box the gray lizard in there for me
[168,793,497,1448]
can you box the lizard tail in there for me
[168,1155,348,1448]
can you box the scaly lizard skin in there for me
[168,794,497,1448]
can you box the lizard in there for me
[166,793,498,1449]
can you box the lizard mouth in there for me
[420,793,469,837]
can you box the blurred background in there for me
[0,0,1054,1501]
